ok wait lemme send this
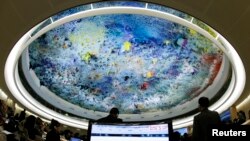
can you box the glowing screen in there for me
[89,122,171,141]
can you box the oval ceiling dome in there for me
[13,1,241,124]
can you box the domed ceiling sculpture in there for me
[19,1,231,121]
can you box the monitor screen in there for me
[87,120,173,141]
[174,127,188,136]
[220,109,231,123]
[70,137,82,141]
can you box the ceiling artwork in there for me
[19,1,232,121]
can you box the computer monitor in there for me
[174,127,188,136]
[87,120,173,141]
[220,109,231,123]
[70,137,82,141]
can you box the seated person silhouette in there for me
[97,107,123,123]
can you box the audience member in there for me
[63,129,73,140]
[97,107,123,123]
[0,100,7,141]
[14,113,20,121]
[233,110,246,125]
[34,117,45,141]
[192,97,221,141]
[74,132,80,138]
[45,119,61,141]
[4,107,19,133]
[19,109,26,122]
[182,133,191,141]
[23,115,37,140]
[172,131,181,141]
[0,100,7,128]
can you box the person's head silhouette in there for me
[109,107,119,118]
[198,97,209,111]
[97,107,123,123]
